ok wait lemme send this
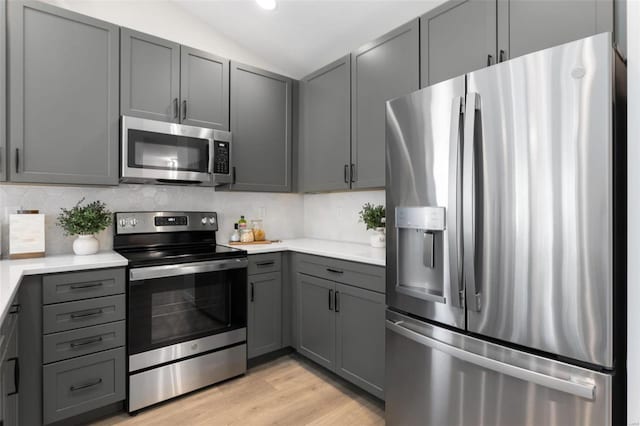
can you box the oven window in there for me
[128,267,247,355]
[128,129,209,173]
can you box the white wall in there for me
[628,0,640,423]
[304,190,385,244]
[46,0,289,77]
[0,184,303,255]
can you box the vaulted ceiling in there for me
[173,0,445,78]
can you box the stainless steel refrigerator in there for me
[385,32,626,426]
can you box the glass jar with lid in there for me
[251,219,265,241]
[240,228,254,243]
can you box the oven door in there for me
[127,258,247,356]
[121,116,214,184]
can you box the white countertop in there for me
[221,238,386,267]
[0,252,128,324]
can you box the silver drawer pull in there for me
[70,336,103,349]
[70,282,104,290]
[70,309,104,320]
[70,378,102,392]
[256,261,275,267]
[326,268,344,274]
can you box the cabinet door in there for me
[351,19,419,189]
[297,274,335,370]
[229,62,292,192]
[248,272,282,359]
[421,0,497,87]
[498,0,613,61]
[120,28,180,122]
[180,46,229,130]
[7,1,119,185]
[335,283,385,399]
[2,323,18,426]
[301,56,351,192]
[0,0,6,181]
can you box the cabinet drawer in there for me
[296,254,385,293]
[248,253,282,275]
[43,321,126,364]
[43,268,125,304]
[42,295,125,334]
[43,348,125,424]
[0,297,19,359]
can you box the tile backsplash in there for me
[0,184,303,256]
[304,190,386,244]
[0,184,385,256]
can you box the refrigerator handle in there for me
[447,96,465,309]
[385,319,596,401]
[463,92,481,311]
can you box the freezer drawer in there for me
[385,310,612,426]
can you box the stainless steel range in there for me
[113,211,248,413]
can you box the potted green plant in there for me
[57,198,112,255]
[358,203,386,248]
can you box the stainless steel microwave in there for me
[120,116,232,186]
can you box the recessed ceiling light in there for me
[256,0,277,11]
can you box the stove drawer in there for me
[43,321,126,364]
[43,268,125,304]
[43,347,125,424]
[248,253,282,275]
[42,295,126,334]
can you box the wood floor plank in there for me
[91,354,385,426]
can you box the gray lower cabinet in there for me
[335,283,385,399]
[0,0,6,181]
[247,272,282,358]
[0,300,19,426]
[180,46,229,130]
[19,268,126,425]
[297,274,336,370]
[229,62,293,192]
[421,0,497,87]
[351,19,419,189]
[7,0,120,185]
[301,55,351,192]
[498,0,613,61]
[296,269,385,399]
[120,28,181,123]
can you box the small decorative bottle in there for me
[230,223,241,242]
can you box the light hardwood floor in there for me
[92,354,385,426]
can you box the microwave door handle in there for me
[208,139,214,175]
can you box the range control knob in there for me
[119,218,127,227]
[201,217,208,225]
[208,217,216,225]
[130,218,138,227]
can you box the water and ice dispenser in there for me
[395,206,447,304]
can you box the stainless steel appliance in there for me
[120,116,232,186]
[114,211,247,412]
[385,32,626,425]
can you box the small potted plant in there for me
[57,198,112,255]
[359,203,386,248]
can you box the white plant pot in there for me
[369,227,386,248]
[73,234,99,256]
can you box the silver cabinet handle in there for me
[256,261,275,267]
[385,319,596,400]
[334,291,340,313]
[70,308,104,320]
[499,49,506,63]
[344,164,349,184]
[69,282,103,290]
[70,336,103,348]
[350,163,357,183]
[183,100,187,120]
[130,258,248,281]
[487,54,493,66]
[328,289,334,311]
[463,92,481,312]
[250,282,255,302]
[15,148,19,174]
[447,96,464,308]
[173,98,179,119]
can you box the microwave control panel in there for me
[213,141,230,175]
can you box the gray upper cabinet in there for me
[0,0,6,181]
[180,46,229,130]
[8,1,120,185]
[335,283,385,400]
[351,19,419,189]
[247,271,282,359]
[498,0,613,61]
[297,274,336,370]
[229,62,292,192]
[120,28,180,123]
[301,55,351,192]
[421,0,497,87]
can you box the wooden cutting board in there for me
[227,240,279,245]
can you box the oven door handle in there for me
[129,258,248,281]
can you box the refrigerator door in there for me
[385,310,613,426]
[464,33,614,367]
[386,75,466,329]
